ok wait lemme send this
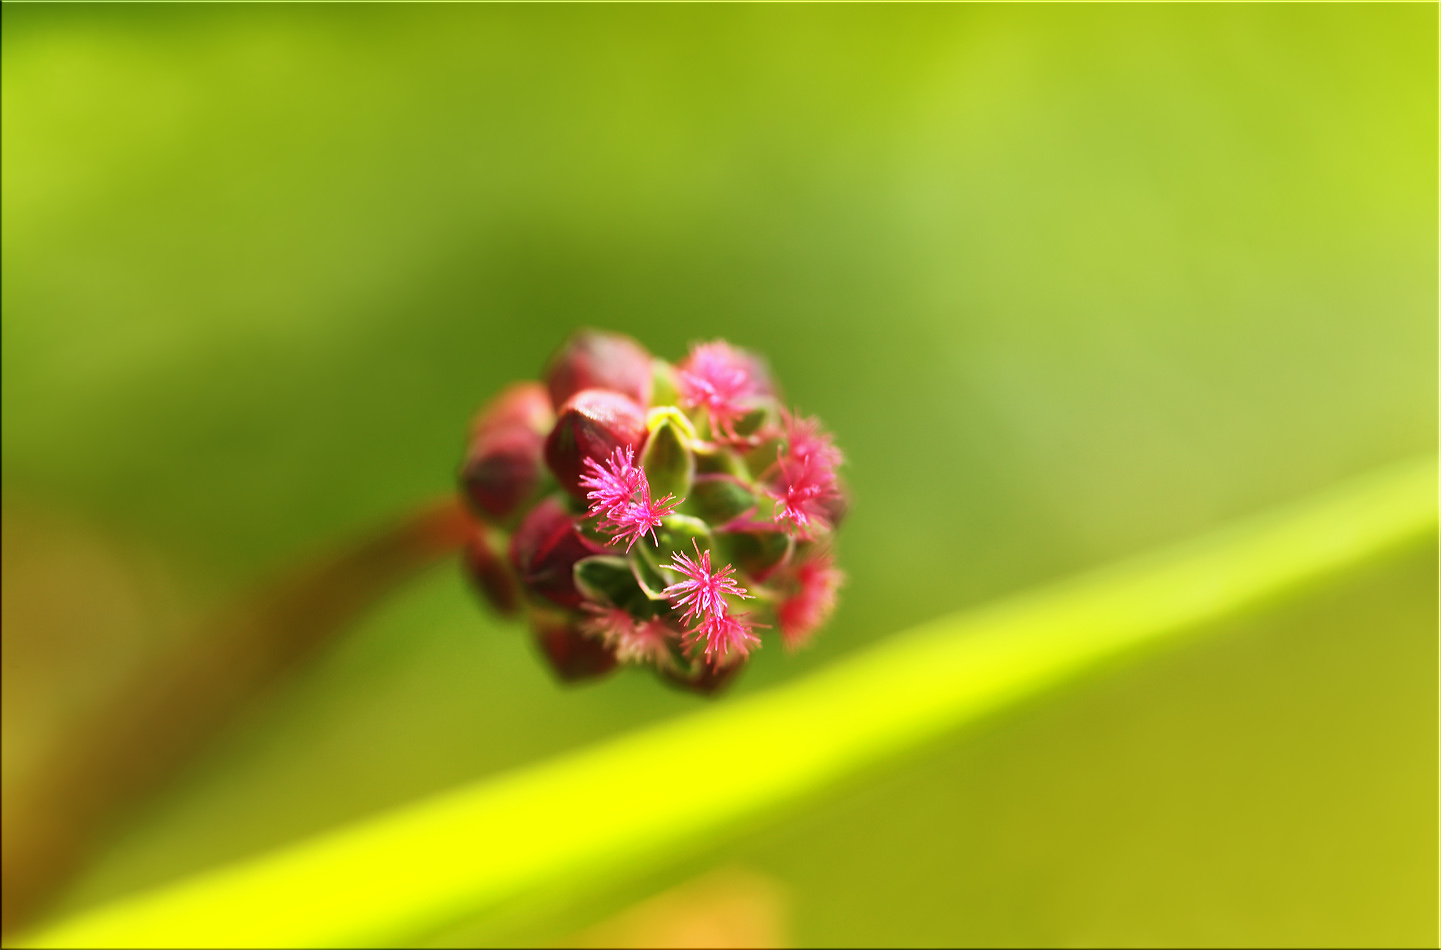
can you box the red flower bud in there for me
[460,383,555,520]
[509,496,607,608]
[545,329,654,411]
[533,616,618,682]
[472,381,555,439]
[544,389,647,500]
[463,525,519,615]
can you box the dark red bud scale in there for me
[463,526,519,615]
[545,329,654,411]
[544,389,648,500]
[532,616,618,682]
[460,383,555,521]
[509,497,608,609]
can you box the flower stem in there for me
[1,495,474,935]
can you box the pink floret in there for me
[603,489,680,552]
[579,446,644,520]
[677,341,765,439]
[782,409,844,469]
[581,445,680,551]
[777,554,845,649]
[581,603,675,666]
[682,611,763,667]
[662,544,750,623]
[772,452,840,537]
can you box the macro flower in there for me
[771,451,840,537]
[782,409,844,469]
[677,340,768,440]
[460,329,847,691]
[581,446,680,551]
[579,446,645,520]
[662,543,750,624]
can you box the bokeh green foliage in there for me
[1,4,1435,945]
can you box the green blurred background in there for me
[1,4,1435,946]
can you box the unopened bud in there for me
[544,389,647,499]
[463,525,519,614]
[532,616,617,682]
[460,383,554,520]
[545,329,654,411]
[509,497,607,608]
[472,381,555,439]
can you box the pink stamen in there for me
[581,445,681,551]
[772,452,839,537]
[682,611,763,667]
[662,543,750,623]
[579,446,644,520]
[777,553,845,649]
[581,602,675,665]
[677,341,764,439]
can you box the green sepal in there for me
[741,438,783,480]
[630,552,671,600]
[574,556,648,612]
[682,476,758,526]
[717,528,793,579]
[650,360,680,409]
[640,415,694,501]
[694,445,751,480]
[732,404,774,439]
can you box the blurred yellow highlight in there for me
[18,455,1437,949]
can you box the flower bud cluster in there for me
[458,329,847,693]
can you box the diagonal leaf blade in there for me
[21,456,1438,949]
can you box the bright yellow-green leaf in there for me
[20,455,1436,949]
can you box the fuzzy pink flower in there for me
[602,489,681,552]
[682,611,763,667]
[579,446,644,519]
[781,409,844,469]
[662,543,750,623]
[581,445,680,551]
[777,554,845,649]
[772,452,840,537]
[677,341,766,440]
[581,602,675,666]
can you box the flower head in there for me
[662,543,750,623]
[677,341,767,440]
[463,330,847,692]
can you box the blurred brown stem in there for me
[1,495,474,935]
